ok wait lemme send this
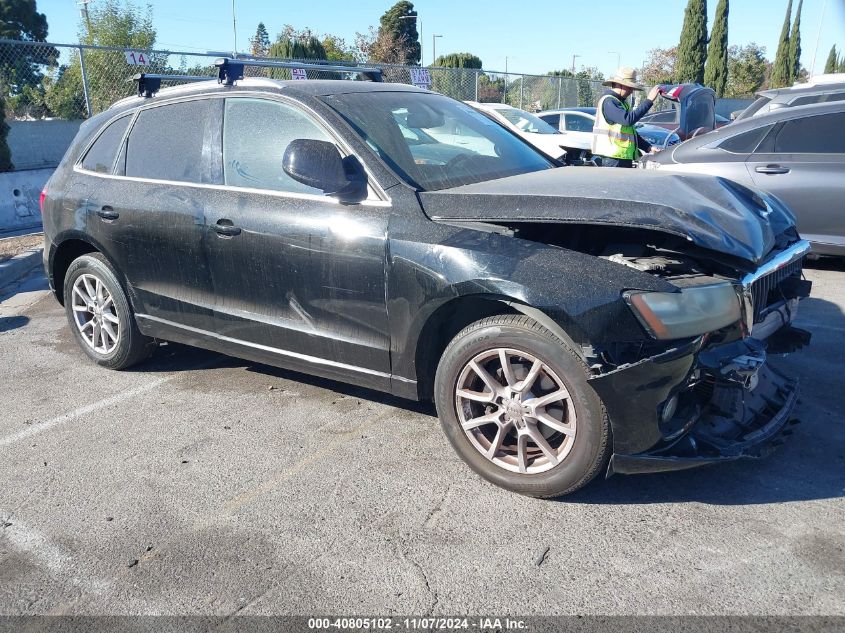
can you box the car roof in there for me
[466,101,516,111]
[111,77,428,110]
[757,80,845,99]
[538,107,596,115]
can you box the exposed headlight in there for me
[625,283,741,340]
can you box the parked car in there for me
[464,102,568,160]
[643,100,845,257]
[42,63,812,498]
[537,107,681,157]
[732,75,845,122]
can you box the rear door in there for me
[747,110,845,248]
[84,98,222,331]
[562,113,595,148]
[203,96,392,384]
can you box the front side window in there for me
[769,112,845,154]
[539,114,560,130]
[322,92,553,191]
[223,98,333,194]
[125,99,221,184]
[82,114,131,173]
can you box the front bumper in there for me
[589,325,808,477]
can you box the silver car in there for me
[643,100,845,257]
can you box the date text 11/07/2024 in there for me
[307,617,528,630]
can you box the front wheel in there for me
[434,315,611,498]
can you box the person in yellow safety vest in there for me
[592,67,663,168]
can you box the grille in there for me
[746,258,802,323]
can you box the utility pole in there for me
[432,34,443,66]
[810,0,828,76]
[571,54,581,74]
[75,0,93,117]
[231,0,238,57]
[76,0,92,32]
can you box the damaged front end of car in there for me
[588,239,812,476]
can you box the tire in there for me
[434,315,611,498]
[63,253,154,370]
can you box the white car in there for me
[465,102,568,160]
[536,108,596,152]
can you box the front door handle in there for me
[213,219,241,237]
[755,165,791,175]
[96,206,119,221]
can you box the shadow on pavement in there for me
[804,257,845,272]
[0,315,29,332]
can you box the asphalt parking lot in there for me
[0,261,843,617]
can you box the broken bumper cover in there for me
[589,331,805,477]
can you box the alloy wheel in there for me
[455,348,577,474]
[71,273,120,355]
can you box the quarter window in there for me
[81,115,131,173]
[125,99,221,184]
[718,124,773,154]
[223,98,333,194]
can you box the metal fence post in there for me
[557,77,562,109]
[78,46,92,117]
[475,70,479,101]
[519,74,524,110]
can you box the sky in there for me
[37,0,845,77]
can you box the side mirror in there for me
[283,139,366,201]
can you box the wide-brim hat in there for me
[602,67,644,91]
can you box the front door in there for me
[204,96,391,386]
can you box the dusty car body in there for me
[41,69,812,497]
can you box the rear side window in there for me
[791,92,845,107]
[564,114,594,132]
[769,112,845,153]
[718,124,773,153]
[539,114,560,130]
[125,99,221,184]
[81,115,131,173]
[223,98,332,194]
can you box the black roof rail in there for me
[214,58,383,85]
[131,73,213,98]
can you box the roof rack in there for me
[214,58,383,84]
[131,73,213,98]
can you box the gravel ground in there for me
[0,263,843,617]
[0,233,43,263]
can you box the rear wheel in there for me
[434,315,610,498]
[63,253,154,370]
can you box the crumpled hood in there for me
[419,168,796,265]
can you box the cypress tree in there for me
[823,46,837,73]
[704,0,729,96]
[788,0,802,82]
[839,56,845,74]
[770,0,793,88]
[675,0,709,84]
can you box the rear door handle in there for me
[755,165,791,175]
[213,219,241,237]
[96,206,119,221]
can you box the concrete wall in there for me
[0,168,53,233]
[7,120,82,171]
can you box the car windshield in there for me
[495,107,560,134]
[322,91,554,191]
[735,95,772,121]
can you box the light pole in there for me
[432,34,443,66]
[810,0,828,75]
[231,0,237,57]
[571,54,581,74]
[397,15,422,65]
[608,51,620,71]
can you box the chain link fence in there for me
[0,38,610,170]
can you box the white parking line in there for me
[0,377,169,448]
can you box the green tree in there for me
[249,22,270,57]
[770,0,793,88]
[322,35,356,62]
[788,0,802,83]
[726,43,767,98]
[476,74,504,103]
[641,47,677,84]
[823,45,837,74]
[704,0,729,96]
[431,53,482,100]
[267,31,329,79]
[371,1,420,65]
[1,0,57,123]
[840,55,845,74]
[44,0,162,118]
[433,53,482,69]
[675,0,708,83]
